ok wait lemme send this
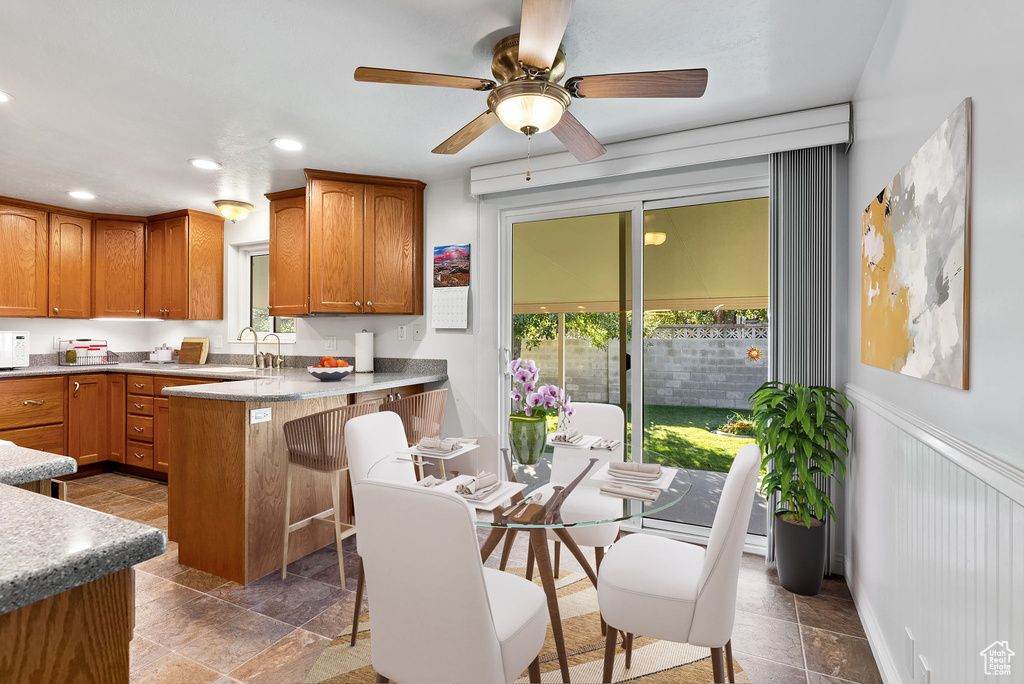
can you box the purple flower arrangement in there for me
[508,358,574,419]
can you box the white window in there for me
[237,245,296,343]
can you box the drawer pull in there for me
[133,427,145,432]
[73,382,80,398]
[133,403,145,409]
[22,400,46,406]
[133,453,145,459]
[133,383,145,388]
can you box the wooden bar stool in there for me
[281,400,378,588]
[386,388,449,446]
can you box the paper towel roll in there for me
[355,331,374,373]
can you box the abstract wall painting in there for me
[861,98,971,389]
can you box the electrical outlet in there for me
[397,325,408,341]
[213,335,224,350]
[249,407,272,424]
[917,655,931,684]
[411,323,424,341]
[325,336,337,351]
[52,336,62,350]
[905,627,915,674]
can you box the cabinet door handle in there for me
[53,307,59,313]
[136,310,141,315]
[367,301,373,307]
[133,452,145,459]
[23,400,45,406]
[395,392,401,400]
[133,403,145,409]
[133,426,145,432]
[355,301,361,308]
[73,382,80,398]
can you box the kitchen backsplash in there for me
[26,352,446,375]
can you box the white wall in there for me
[845,2,1024,682]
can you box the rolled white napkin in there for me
[417,437,473,454]
[456,472,498,496]
[600,483,660,503]
[608,460,662,480]
[552,429,583,444]
[591,438,622,451]
[414,475,443,488]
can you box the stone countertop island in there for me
[166,364,447,584]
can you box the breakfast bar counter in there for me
[166,365,448,585]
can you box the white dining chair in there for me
[343,411,419,646]
[352,479,548,684]
[596,443,761,683]
[525,403,626,581]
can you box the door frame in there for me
[497,167,770,548]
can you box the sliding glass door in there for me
[640,197,770,536]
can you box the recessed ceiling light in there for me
[189,158,223,170]
[67,190,96,200]
[271,138,304,151]
[0,90,14,103]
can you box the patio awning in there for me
[512,198,769,314]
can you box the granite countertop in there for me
[161,369,448,402]
[0,362,447,403]
[0,484,165,614]
[0,442,77,486]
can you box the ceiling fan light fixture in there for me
[644,232,667,246]
[214,199,254,222]
[488,81,570,135]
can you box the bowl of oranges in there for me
[308,357,352,381]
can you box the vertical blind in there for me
[767,145,838,573]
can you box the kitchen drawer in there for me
[127,395,154,416]
[126,375,154,396]
[354,383,423,409]
[125,441,154,470]
[0,376,66,430]
[154,376,221,396]
[126,414,154,443]
[0,423,65,454]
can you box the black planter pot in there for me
[774,512,826,596]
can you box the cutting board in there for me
[182,337,209,364]
[175,341,205,365]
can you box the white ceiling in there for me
[0,0,892,215]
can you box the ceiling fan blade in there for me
[432,110,500,155]
[550,111,606,162]
[354,67,495,91]
[518,0,575,70]
[566,68,708,98]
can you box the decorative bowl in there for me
[307,366,352,382]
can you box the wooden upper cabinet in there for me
[308,179,365,313]
[147,211,224,320]
[298,170,424,316]
[0,202,48,317]
[48,213,93,318]
[364,184,422,314]
[93,219,146,318]
[267,190,309,316]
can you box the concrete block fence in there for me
[517,325,768,410]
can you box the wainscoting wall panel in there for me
[845,385,1023,684]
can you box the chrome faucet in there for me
[264,333,283,369]
[237,327,260,368]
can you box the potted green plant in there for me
[507,358,573,465]
[749,381,851,596]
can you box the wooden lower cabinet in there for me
[107,374,126,463]
[154,397,170,473]
[68,374,107,466]
[0,424,65,455]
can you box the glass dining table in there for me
[366,447,693,683]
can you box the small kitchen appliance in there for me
[0,331,30,369]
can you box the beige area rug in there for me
[307,567,748,684]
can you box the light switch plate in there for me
[325,336,337,351]
[213,335,223,350]
[397,325,408,341]
[250,407,272,424]
[411,323,424,341]
[53,336,61,350]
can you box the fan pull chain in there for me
[525,130,533,182]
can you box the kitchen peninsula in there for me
[163,363,447,584]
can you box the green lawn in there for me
[641,405,755,473]
[545,404,755,474]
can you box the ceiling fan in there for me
[354,0,708,165]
